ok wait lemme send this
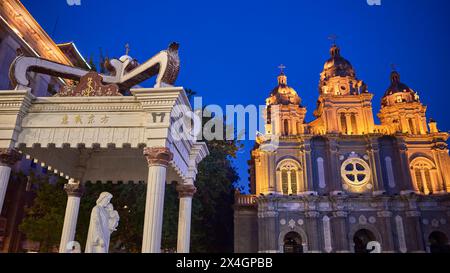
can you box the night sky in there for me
[21,0,450,191]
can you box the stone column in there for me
[345,113,353,135]
[59,181,83,253]
[176,183,197,253]
[142,147,173,253]
[0,148,21,213]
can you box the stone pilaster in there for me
[376,210,395,252]
[331,211,350,252]
[305,210,320,252]
[398,143,414,191]
[328,139,341,192]
[0,148,21,213]
[368,139,385,194]
[59,180,84,253]
[142,147,173,253]
[176,183,197,253]
[404,210,426,252]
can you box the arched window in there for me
[410,158,437,195]
[283,119,289,136]
[277,160,302,195]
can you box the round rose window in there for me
[340,158,371,186]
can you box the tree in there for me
[19,173,66,252]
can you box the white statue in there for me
[105,203,120,251]
[85,192,119,253]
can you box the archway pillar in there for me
[59,180,83,253]
[142,147,173,253]
[176,182,196,253]
[0,149,21,213]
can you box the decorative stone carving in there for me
[143,147,173,167]
[64,180,84,197]
[431,219,439,228]
[0,148,21,167]
[297,219,304,225]
[280,219,286,225]
[56,72,121,97]
[85,192,119,253]
[10,42,180,90]
[333,211,348,218]
[288,219,296,229]
[349,216,357,224]
[358,215,368,225]
[377,211,392,218]
[406,210,421,217]
[305,211,319,218]
[176,183,197,198]
[369,216,377,224]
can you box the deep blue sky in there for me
[22,0,450,191]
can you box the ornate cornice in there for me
[64,182,84,197]
[176,184,197,198]
[143,147,173,167]
[0,148,22,167]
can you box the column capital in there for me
[64,182,84,197]
[0,148,21,167]
[305,211,320,218]
[143,147,173,167]
[377,211,393,218]
[333,211,348,218]
[406,210,421,218]
[176,183,197,198]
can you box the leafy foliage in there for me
[19,174,66,252]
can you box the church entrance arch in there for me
[429,231,450,253]
[283,231,303,253]
[353,229,376,253]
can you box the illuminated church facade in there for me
[234,44,450,253]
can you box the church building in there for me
[234,44,450,253]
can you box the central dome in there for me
[266,72,301,105]
[321,45,356,79]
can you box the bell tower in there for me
[378,70,429,134]
[311,44,375,135]
[264,66,306,136]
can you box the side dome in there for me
[382,71,420,107]
[266,72,301,106]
